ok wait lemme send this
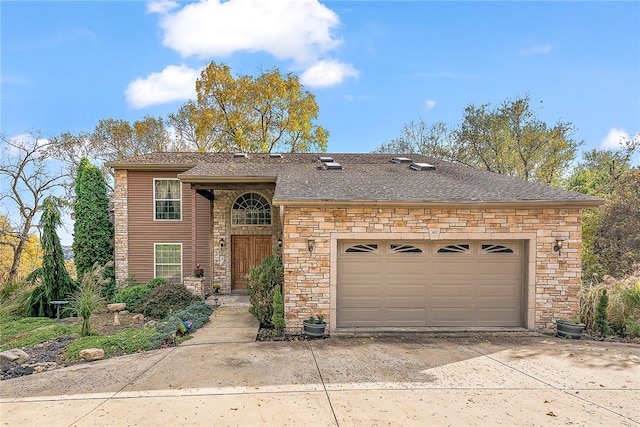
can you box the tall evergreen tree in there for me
[73,158,115,299]
[28,196,76,317]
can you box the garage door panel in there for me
[430,308,474,325]
[433,260,475,276]
[337,240,524,328]
[477,308,519,324]
[431,283,475,299]
[478,261,520,276]
[387,309,427,325]
[476,283,519,297]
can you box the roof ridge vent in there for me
[324,162,343,170]
[391,157,412,164]
[410,162,436,171]
[318,156,334,163]
[269,153,283,158]
[234,153,248,158]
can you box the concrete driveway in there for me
[1,305,639,426]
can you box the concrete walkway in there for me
[1,297,639,426]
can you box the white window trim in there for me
[153,243,183,283]
[231,192,272,226]
[153,178,182,221]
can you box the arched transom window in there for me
[232,193,272,225]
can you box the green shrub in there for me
[136,283,197,319]
[0,281,36,320]
[65,262,110,337]
[149,302,212,347]
[112,285,152,311]
[246,252,283,328]
[583,271,640,336]
[595,289,612,336]
[271,285,285,335]
[146,278,167,289]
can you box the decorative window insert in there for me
[436,244,470,254]
[390,244,423,253]
[154,243,182,283]
[345,243,379,253]
[481,244,515,254]
[154,179,181,220]
[231,193,271,225]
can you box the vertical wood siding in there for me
[127,171,211,285]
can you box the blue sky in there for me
[2,0,639,155]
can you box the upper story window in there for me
[232,193,271,225]
[154,179,181,220]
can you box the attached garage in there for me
[337,240,525,328]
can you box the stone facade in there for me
[183,277,206,299]
[113,169,128,283]
[212,189,282,294]
[281,206,582,333]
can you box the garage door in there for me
[337,240,524,328]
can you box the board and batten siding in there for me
[126,170,211,285]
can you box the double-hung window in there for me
[154,243,182,282]
[154,179,181,220]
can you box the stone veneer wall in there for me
[113,169,128,283]
[211,189,281,294]
[183,277,206,299]
[281,206,582,333]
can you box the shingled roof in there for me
[106,152,603,207]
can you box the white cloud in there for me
[125,65,199,109]
[153,0,341,65]
[519,44,553,55]
[147,0,179,15]
[300,59,359,88]
[600,128,633,150]
[424,99,436,111]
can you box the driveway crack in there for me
[308,341,340,426]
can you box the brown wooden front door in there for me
[231,235,273,291]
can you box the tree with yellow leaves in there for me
[188,61,328,153]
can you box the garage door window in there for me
[481,244,515,254]
[345,243,378,253]
[436,243,470,254]
[390,243,423,253]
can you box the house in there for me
[105,152,603,333]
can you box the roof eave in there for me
[272,199,604,209]
[105,162,198,171]
[178,174,278,184]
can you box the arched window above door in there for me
[231,193,272,225]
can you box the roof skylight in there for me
[391,157,413,164]
[323,162,343,170]
[410,162,436,171]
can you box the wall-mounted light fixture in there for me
[553,238,564,255]
[307,239,315,253]
[219,237,225,249]
[277,238,283,248]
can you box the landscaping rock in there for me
[0,348,30,364]
[79,348,105,362]
[132,313,145,321]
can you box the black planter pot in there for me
[303,321,327,338]
[556,320,585,339]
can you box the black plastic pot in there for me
[556,320,585,339]
[303,321,327,338]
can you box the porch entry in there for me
[231,235,272,291]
